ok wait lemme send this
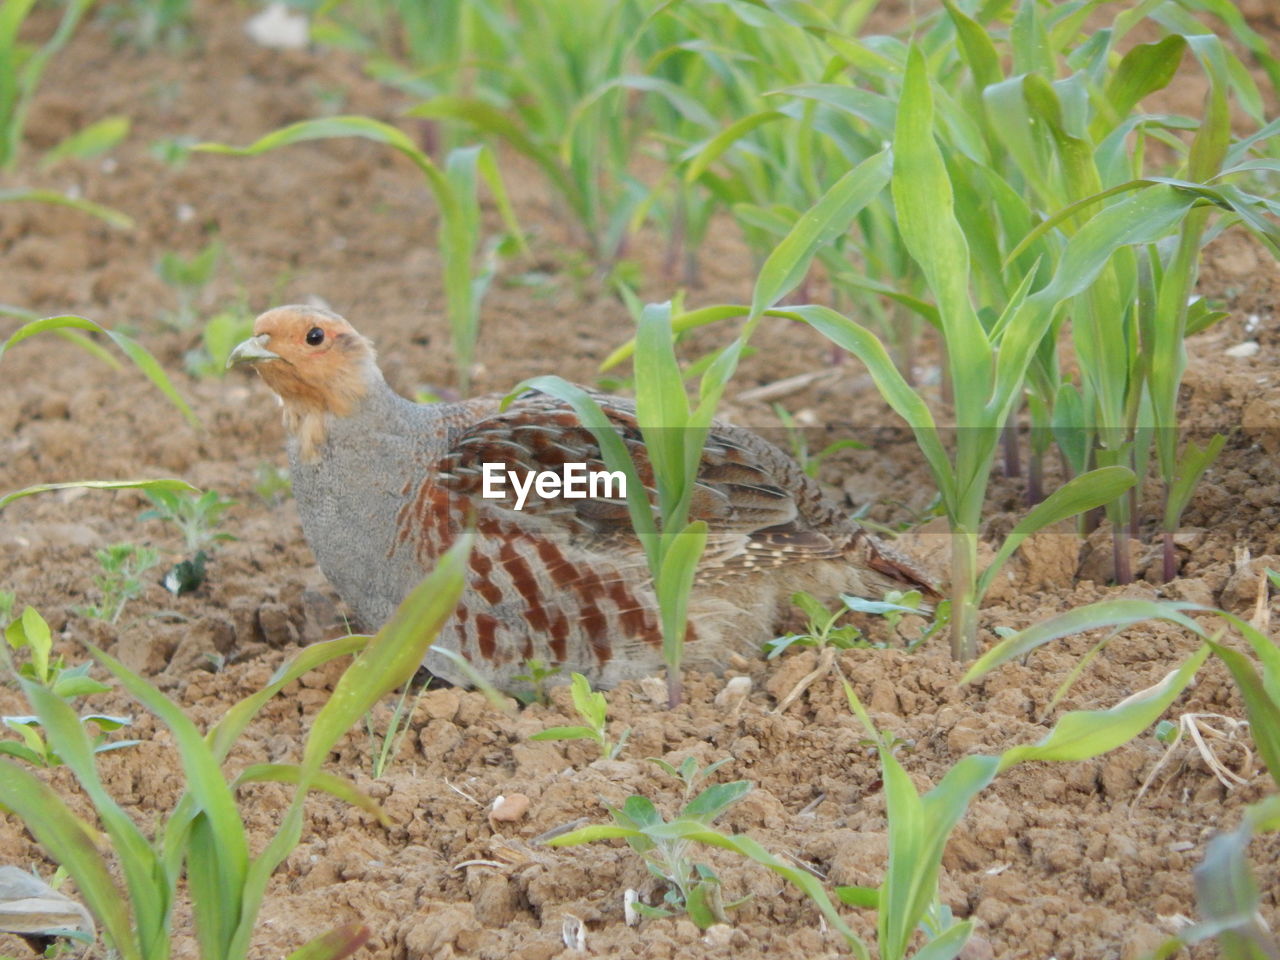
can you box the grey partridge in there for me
[229,305,937,690]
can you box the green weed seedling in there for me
[79,544,160,625]
[253,463,291,506]
[364,676,429,779]
[549,772,862,948]
[530,672,629,760]
[766,590,870,660]
[185,306,255,379]
[140,488,236,555]
[773,404,866,480]
[1,606,137,768]
[140,488,236,595]
[512,658,562,706]
[155,241,222,330]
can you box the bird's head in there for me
[229,305,384,457]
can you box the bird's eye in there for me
[305,327,325,346]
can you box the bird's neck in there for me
[284,369,403,462]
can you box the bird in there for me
[228,305,938,691]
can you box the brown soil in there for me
[2,4,1278,959]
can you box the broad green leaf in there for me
[977,466,1136,596]
[8,605,51,681]
[1101,36,1186,130]
[656,521,707,683]
[749,149,891,319]
[964,599,1203,681]
[996,646,1209,771]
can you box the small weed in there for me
[79,544,159,624]
[772,404,866,479]
[184,304,255,378]
[648,754,733,803]
[530,672,629,760]
[155,240,221,329]
[140,488,236,555]
[512,658,562,706]
[254,462,292,506]
[365,676,429,778]
[1,606,137,767]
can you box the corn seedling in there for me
[512,299,744,705]
[529,672,628,761]
[155,241,222,331]
[38,114,130,170]
[0,0,94,170]
[0,537,469,960]
[1,606,137,768]
[195,117,523,395]
[840,636,1210,960]
[78,544,160,625]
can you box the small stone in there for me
[245,2,310,49]
[1224,341,1259,358]
[489,793,531,825]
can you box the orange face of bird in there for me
[228,306,378,418]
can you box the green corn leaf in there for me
[1162,434,1225,532]
[233,764,391,826]
[40,114,130,169]
[285,922,373,960]
[656,521,708,685]
[942,0,1001,89]
[0,760,138,959]
[0,188,132,226]
[977,466,1136,597]
[206,634,367,762]
[529,725,599,742]
[682,110,786,182]
[963,599,1203,681]
[0,478,198,513]
[634,302,691,510]
[302,536,468,771]
[996,645,1209,771]
[507,376,657,547]
[0,315,197,426]
[893,44,987,394]
[84,649,248,954]
[749,148,891,320]
[545,824,644,845]
[781,304,954,514]
[1100,35,1186,131]
[1199,639,1280,790]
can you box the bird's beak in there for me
[227,334,279,368]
